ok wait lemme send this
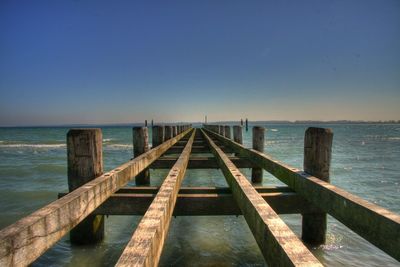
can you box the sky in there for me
[0,0,399,126]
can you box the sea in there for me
[0,123,399,266]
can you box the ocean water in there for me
[0,124,399,266]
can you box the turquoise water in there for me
[0,124,399,266]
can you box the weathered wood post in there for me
[151,120,154,128]
[67,129,104,244]
[165,126,173,140]
[251,126,265,183]
[152,125,165,147]
[133,127,150,185]
[233,125,243,144]
[220,125,225,136]
[173,125,177,137]
[245,118,249,132]
[224,125,231,139]
[145,120,147,127]
[302,127,333,245]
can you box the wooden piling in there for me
[67,129,104,244]
[302,127,333,245]
[145,120,147,127]
[224,125,231,139]
[245,118,248,132]
[172,126,177,137]
[152,126,165,147]
[233,125,243,144]
[251,126,265,183]
[165,126,173,140]
[133,127,150,185]
[151,120,154,127]
[220,125,225,136]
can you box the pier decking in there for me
[0,124,399,266]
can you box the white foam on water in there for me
[388,137,400,140]
[270,129,278,132]
[0,143,66,148]
[105,144,132,149]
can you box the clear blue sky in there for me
[0,0,399,126]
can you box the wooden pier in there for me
[0,123,399,266]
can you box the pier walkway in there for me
[0,124,399,266]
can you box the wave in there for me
[387,137,400,140]
[270,129,278,132]
[104,144,132,149]
[103,138,114,142]
[0,142,134,150]
[0,143,66,148]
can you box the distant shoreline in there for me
[1,120,399,128]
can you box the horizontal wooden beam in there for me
[59,186,318,215]
[115,185,295,194]
[201,129,322,266]
[93,191,319,216]
[116,129,196,267]
[164,145,234,154]
[150,156,255,169]
[0,128,193,266]
[204,128,400,261]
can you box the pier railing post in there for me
[67,129,104,244]
[165,126,173,140]
[245,118,249,132]
[224,125,231,139]
[152,125,165,147]
[173,126,177,137]
[220,125,225,136]
[133,127,150,185]
[233,125,243,144]
[301,127,333,245]
[251,126,265,183]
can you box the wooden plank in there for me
[116,129,196,267]
[164,145,233,154]
[59,186,318,215]
[150,156,254,169]
[0,128,192,267]
[204,128,400,261]
[115,185,295,194]
[201,129,322,266]
[89,191,320,216]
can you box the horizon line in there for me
[1,119,399,128]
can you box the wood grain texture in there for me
[85,189,320,216]
[0,128,192,267]
[152,125,165,147]
[116,129,196,267]
[164,126,173,140]
[203,128,400,261]
[224,125,231,139]
[251,126,265,183]
[133,127,150,185]
[150,156,254,169]
[67,129,104,244]
[302,127,333,245]
[201,129,322,267]
[233,125,243,144]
